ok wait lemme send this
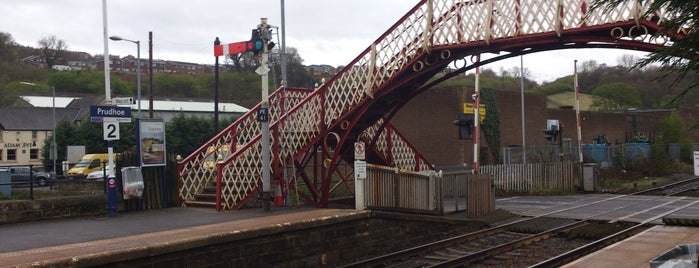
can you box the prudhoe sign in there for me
[90,105,132,123]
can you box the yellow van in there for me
[66,153,120,179]
[205,144,234,169]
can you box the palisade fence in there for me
[363,164,493,217]
[480,161,579,193]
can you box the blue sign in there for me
[90,105,131,122]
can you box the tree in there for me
[271,47,314,88]
[591,0,699,104]
[37,35,68,69]
[479,88,501,163]
[0,32,17,62]
[590,82,642,110]
[0,82,20,107]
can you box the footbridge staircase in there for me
[178,0,683,210]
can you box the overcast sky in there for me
[1,0,649,83]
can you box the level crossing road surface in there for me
[496,194,699,224]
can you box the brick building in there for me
[391,87,699,166]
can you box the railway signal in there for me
[453,113,474,140]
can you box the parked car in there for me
[3,166,53,187]
[86,166,112,180]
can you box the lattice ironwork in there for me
[179,0,677,210]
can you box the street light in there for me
[109,35,141,118]
[20,82,57,176]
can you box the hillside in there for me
[546,92,596,111]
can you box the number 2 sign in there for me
[103,121,120,140]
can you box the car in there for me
[3,166,53,187]
[86,166,112,180]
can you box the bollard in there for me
[107,175,118,216]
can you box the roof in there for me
[117,100,248,113]
[0,107,82,130]
[20,96,77,108]
[20,95,248,114]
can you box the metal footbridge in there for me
[178,0,685,210]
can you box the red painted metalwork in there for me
[178,0,685,210]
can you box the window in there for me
[0,149,3,161]
[30,149,39,160]
[7,149,16,161]
[32,130,38,139]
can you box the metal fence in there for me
[480,161,579,193]
[503,143,699,168]
[363,164,493,217]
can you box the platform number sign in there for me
[257,107,269,122]
[103,121,120,141]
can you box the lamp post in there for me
[520,55,526,164]
[109,35,141,118]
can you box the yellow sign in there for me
[463,103,486,122]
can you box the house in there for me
[0,94,248,168]
[0,107,83,168]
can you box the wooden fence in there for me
[480,161,579,193]
[363,164,493,217]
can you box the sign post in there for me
[694,151,699,176]
[354,141,366,210]
[91,105,131,216]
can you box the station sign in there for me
[110,97,135,105]
[90,105,132,122]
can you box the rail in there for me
[344,182,699,267]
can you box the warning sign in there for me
[354,142,365,160]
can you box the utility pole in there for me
[214,37,220,132]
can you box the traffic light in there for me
[246,29,265,55]
[543,129,559,144]
[453,114,474,140]
[245,28,275,56]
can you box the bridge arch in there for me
[178,0,685,209]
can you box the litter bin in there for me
[0,170,10,196]
[582,163,598,192]
[121,166,144,200]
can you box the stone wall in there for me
[0,195,107,224]
[94,213,485,267]
[0,180,107,224]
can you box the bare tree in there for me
[617,54,639,70]
[37,35,68,69]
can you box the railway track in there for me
[633,177,699,196]
[341,177,699,267]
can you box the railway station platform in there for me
[564,225,699,267]
[3,194,699,267]
[0,207,370,267]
